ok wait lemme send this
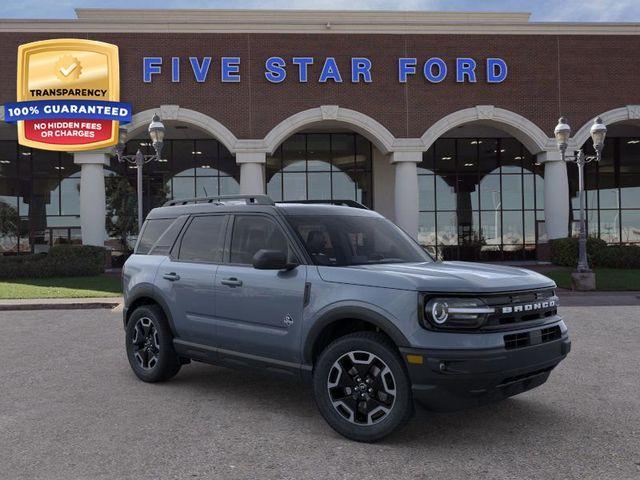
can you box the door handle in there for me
[162,272,181,281]
[220,277,243,287]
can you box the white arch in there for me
[263,105,396,155]
[420,105,553,154]
[127,105,239,154]
[572,105,640,148]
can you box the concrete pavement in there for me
[0,307,638,480]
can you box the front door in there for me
[214,214,307,365]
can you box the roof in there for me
[0,9,639,35]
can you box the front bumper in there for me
[399,331,570,411]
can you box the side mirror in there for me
[252,249,296,270]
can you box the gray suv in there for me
[122,195,570,442]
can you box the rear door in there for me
[214,213,307,365]
[156,214,228,346]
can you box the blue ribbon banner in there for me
[4,100,132,124]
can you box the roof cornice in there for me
[0,9,638,35]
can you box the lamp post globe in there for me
[590,116,607,155]
[148,113,165,158]
[554,117,571,155]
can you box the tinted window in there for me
[149,216,188,255]
[230,215,289,264]
[178,215,227,263]
[136,218,174,254]
[288,215,431,266]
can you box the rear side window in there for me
[178,215,227,263]
[136,218,174,254]
[148,216,188,256]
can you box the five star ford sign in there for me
[3,39,132,152]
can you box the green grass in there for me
[0,275,122,299]
[544,268,640,291]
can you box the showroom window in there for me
[0,140,80,254]
[418,137,544,261]
[266,133,373,208]
[569,137,640,244]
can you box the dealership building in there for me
[0,9,639,260]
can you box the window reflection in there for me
[419,137,542,260]
[568,137,640,244]
[265,133,373,207]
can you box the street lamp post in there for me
[553,116,607,275]
[113,114,166,232]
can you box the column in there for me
[538,151,569,239]
[74,150,110,246]
[391,151,421,239]
[237,152,266,195]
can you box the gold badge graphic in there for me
[14,38,122,151]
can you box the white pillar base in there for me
[391,151,421,239]
[74,151,110,247]
[539,151,570,240]
[237,152,266,195]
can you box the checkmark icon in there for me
[59,62,78,77]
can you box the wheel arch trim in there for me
[124,284,178,337]
[303,304,410,365]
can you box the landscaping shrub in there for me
[0,245,106,279]
[550,237,640,268]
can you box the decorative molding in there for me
[628,105,640,120]
[476,105,495,120]
[1,10,639,35]
[421,106,552,154]
[127,106,239,153]
[320,105,339,120]
[159,104,180,120]
[263,105,396,154]
[572,105,640,148]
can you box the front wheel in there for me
[313,332,413,442]
[125,305,181,382]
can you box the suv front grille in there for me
[504,325,562,350]
[481,289,558,330]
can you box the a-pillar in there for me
[538,151,569,239]
[391,151,421,239]
[237,152,266,195]
[73,150,110,246]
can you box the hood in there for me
[316,261,555,293]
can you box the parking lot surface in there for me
[0,306,638,480]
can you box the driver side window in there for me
[229,215,291,265]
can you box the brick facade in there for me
[0,32,638,140]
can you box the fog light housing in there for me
[424,297,494,329]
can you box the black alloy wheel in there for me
[313,332,413,442]
[125,305,181,382]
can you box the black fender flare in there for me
[124,284,178,337]
[303,305,410,365]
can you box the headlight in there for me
[424,297,494,329]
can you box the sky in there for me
[1,0,639,22]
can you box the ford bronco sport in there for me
[122,195,570,442]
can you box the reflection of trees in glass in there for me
[0,201,20,250]
[105,176,137,253]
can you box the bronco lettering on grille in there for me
[501,299,556,314]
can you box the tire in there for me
[313,332,413,442]
[125,304,181,383]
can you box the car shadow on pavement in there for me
[149,361,573,445]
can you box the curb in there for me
[0,299,122,312]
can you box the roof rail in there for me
[163,194,275,207]
[278,199,369,210]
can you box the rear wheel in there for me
[125,305,181,382]
[313,332,413,442]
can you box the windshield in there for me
[287,215,432,266]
